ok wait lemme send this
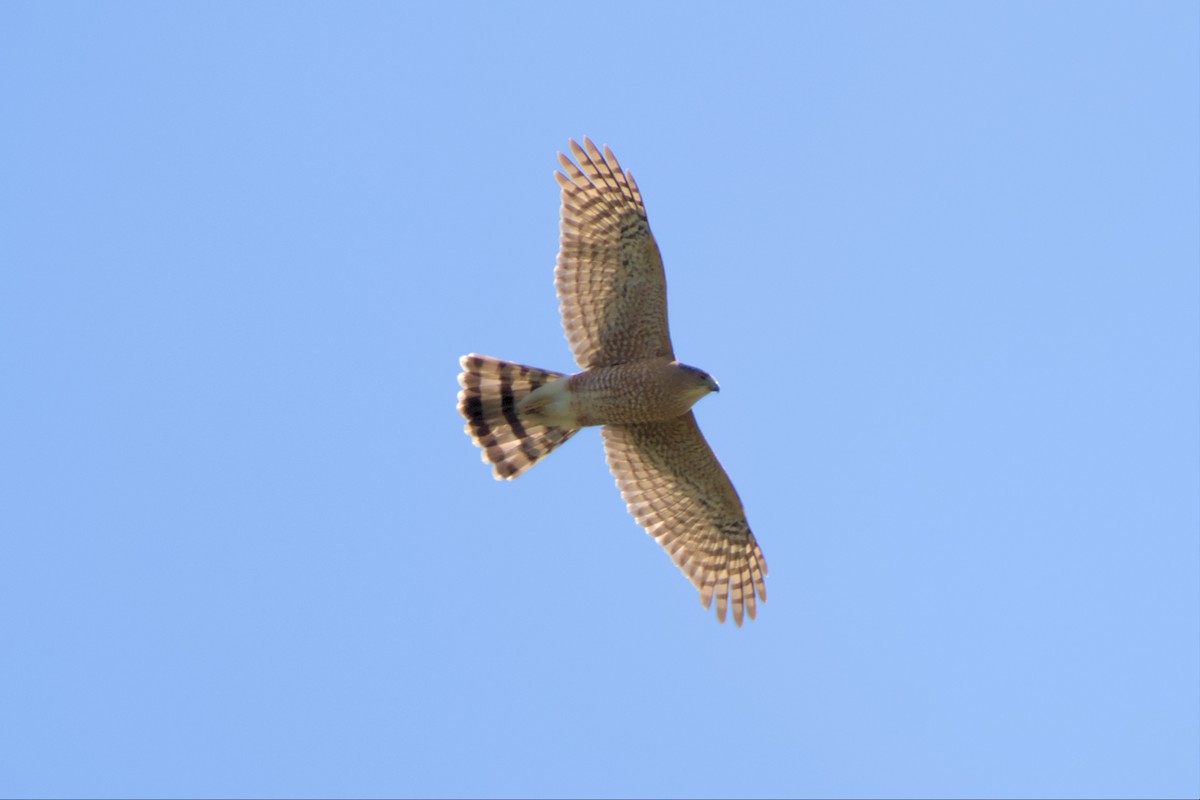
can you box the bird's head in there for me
[673,361,720,400]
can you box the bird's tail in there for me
[457,354,578,479]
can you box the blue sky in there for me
[2,2,1197,798]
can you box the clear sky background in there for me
[2,3,1197,798]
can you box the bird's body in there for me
[520,358,717,428]
[457,138,767,625]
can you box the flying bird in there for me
[457,138,767,625]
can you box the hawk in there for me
[457,138,767,625]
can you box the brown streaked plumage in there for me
[602,414,767,626]
[456,138,767,626]
[554,139,673,369]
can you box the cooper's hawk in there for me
[457,138,767,625]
